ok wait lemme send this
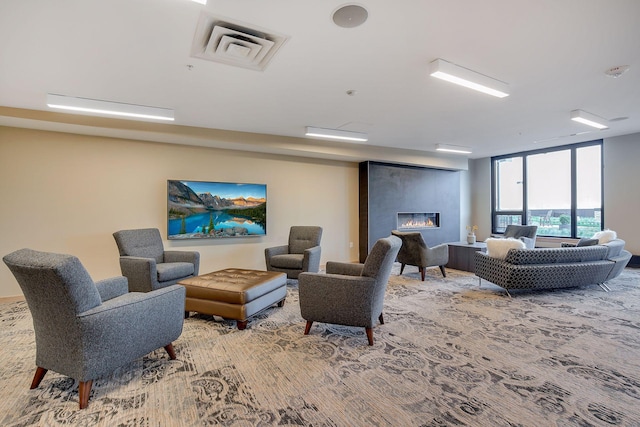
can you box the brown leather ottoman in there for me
[179,268,287,330]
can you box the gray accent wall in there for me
[359,161,461,262]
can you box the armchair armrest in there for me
[426,244,449,265]
[302,245,322,274]
[119,256,158,292]
[76,285,186,381]
[298,273,377,326]
[94,276,128,301]
[326,261,364,276]
[164,250,200,275]
[265,245,289,259]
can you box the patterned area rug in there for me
[1,266,640,426]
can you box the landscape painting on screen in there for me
[167,180,266,239]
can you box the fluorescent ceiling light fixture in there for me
[305,126,368,142]
[46,94,175,121]
[570,109,608,130]
[436,143,472,154]
[191,0,207,4]
[429,59,509,98]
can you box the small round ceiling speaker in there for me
[332,4,368,28]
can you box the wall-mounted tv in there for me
[167,180,266,239]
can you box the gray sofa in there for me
[474,239,631,295]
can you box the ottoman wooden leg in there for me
[237,320,248,330]
[277,298,285,307]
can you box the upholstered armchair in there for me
[298,235,401,345]
[503,225,538,249]
[113,228,200,292]
[3,248,186,409]
[265,226,322,279]
[391,230,448,280]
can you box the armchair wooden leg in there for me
[164,343,177,360]
[30,367,47,389]
[399,263,406,275]
[439,265,447,277]
[378,313,384,325]
[420,267,426,281]
[365,327,374,346]
[78,380,92,409]
[304,320,313,335]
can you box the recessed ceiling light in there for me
[429,59,509,98]
[47,94,175,121]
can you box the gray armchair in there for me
[391,230,448,280]
[503,225,538,249]
[265,226,322,279]
[298,235,401,345]
[3,248,186,409]
[113,228,200,292]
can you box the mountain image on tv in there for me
[167,180,266,239]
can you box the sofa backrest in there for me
[504,245,609,265]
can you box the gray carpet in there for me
[1,266,640,426]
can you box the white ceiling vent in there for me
[191,12,289,71]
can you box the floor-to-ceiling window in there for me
[491,140,603,238]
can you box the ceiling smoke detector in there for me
[190,12,289,71]
[605,65,630,78]
[332,4,368,28]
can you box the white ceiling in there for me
[1,0,640,160]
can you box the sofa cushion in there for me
[602,239,625,258]
[486,238,526,260]
[593,229,617,244]
[156,262,194,282]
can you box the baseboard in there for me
[0,295,25,303]
[628,255,640,268]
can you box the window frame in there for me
[491,140,603,238]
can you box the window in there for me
[491,141,602,238]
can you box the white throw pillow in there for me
[486,237,526,260]
[592,229,617,244]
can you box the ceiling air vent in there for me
[191,12,289,71]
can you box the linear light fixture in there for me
[570,109,609,130]
[46,94,175,121]
[191,0,207,4]
[436,143,473,154]
[305,126,368,142]
[429,59,509,98]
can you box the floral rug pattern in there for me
[1,266,640,426]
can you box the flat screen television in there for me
[167,180,266,239]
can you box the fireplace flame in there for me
[401,218,435,228]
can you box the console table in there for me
[446,241,487,273]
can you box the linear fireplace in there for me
[397,212,440,229]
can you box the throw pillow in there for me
[592,229,617,244]
[486,237,526,260]
[576,238,599,247]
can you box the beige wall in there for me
[469,133,640,254]
[0,127,360,297]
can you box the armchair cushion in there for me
[157,262,195,282]
[577,238,599,247]
[268,253,303,269]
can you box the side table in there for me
[446,241,487,273]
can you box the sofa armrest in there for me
[95,276,129,301]
[119,256,158,292]
[326,261,364,276]
[302,245,322,273]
